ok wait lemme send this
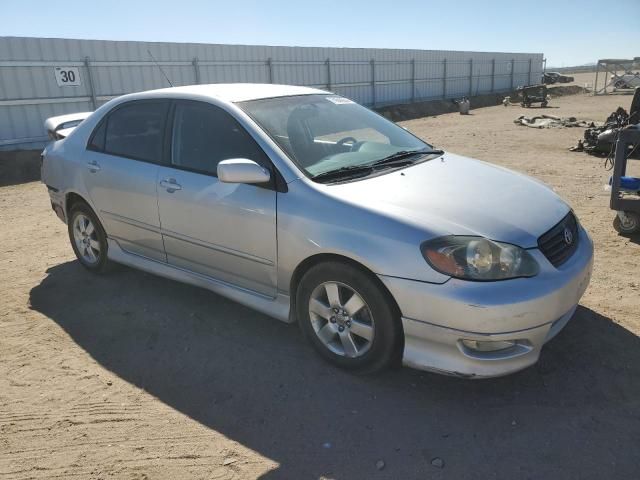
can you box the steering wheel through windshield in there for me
[336,136,360,152]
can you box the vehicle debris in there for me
[514,114,594,129]
[570,87,640,155]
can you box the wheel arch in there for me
[65,191,87,215]
[64,191,102,224]
[289,253,403,322]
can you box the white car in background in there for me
[612,72,640,90]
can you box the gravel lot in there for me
[1,91,639,480]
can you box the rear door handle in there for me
[86,160,101,172]
[160,178,182,193]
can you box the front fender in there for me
[275,179,449,294]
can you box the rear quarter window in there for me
[87,121,106,151]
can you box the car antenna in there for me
[147,49,174,87]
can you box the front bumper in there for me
[379,226,594,378]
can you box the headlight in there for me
[421,236,539,281]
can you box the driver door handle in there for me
[160,178,182,193]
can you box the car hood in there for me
[325,152,570,248]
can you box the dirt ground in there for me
[1,92,639,480]
[563,71,595,89]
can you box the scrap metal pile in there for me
[571,87,640,155]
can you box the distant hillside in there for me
[548,58,640,74]
[547,64,597,73]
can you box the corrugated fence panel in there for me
[273,62,327,88]
[473,60,492,96]
[0,36,543,150]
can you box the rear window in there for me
[103,101,169,162]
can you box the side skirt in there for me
[106,238,292,323]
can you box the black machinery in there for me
[582,87,640,155]
[517,84,548,108]
[610,125,640,234]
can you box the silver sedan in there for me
[41,83,593,377]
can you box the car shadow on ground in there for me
[29,261,640,479]
[618,230,640,245]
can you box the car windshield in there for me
[238,94,436,180]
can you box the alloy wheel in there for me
[72,213,101,265]
[308,281,375,358]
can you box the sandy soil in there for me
[1,92,639,480]
[563,72,596,89]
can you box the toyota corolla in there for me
[41,84,593,377]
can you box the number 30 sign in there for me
[54,67,82,87]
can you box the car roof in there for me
[124,83,329,103]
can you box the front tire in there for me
[68,201,110,272]
[296,262,400,373]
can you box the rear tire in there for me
[613,212,640,235]
[68,201,110,273]
[296,261,401,373]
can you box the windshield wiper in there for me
[312,164,374,183]
[370,148,444,167]
[312,148,444,183]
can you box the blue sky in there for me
[4,0,639,67]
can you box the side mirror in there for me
[217,159,271,184]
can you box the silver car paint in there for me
[156,164,278,296]
[325,153,570,248]
[216,159,272,184]
[83,149,166,262]
[42,84,594,377]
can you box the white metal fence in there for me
[0,37,544,150]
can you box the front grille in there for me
[538,212,579,267]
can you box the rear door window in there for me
[104,101,169,162]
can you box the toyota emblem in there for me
[563,227,573,245]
